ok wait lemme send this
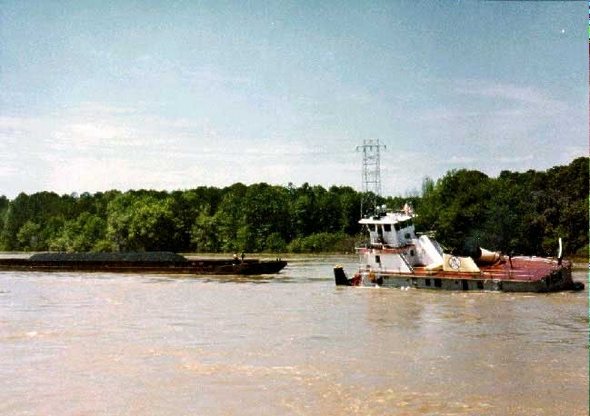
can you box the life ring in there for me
[448,256,461,271]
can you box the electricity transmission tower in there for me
[356,139,386,216]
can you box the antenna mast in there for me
[356,138,386,215]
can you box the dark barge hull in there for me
[335,257,584,292]
[0,252,287,275]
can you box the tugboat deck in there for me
[408,257,568,282]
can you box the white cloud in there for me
[51,121,133,149]
[0,115,45,138]
[44,156,191,194]
[454,80,568,110]
[0,165,19,178]
[444,155,479,165]
[496,154,535,164]
[0,73,584,200]
[41,103,211,159]
[31,102,332,193]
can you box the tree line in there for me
[0,157,587,256]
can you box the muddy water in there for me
[0,256,587,415]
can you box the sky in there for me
[0,0,587,199]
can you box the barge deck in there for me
[0,252,287,276]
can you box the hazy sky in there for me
[1,1,587,198]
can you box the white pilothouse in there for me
[354,204,450,286]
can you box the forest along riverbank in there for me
[0,256,587,415]
[0,157,587,257]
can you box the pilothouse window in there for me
[383,224,391,232]
[368,224,376,232]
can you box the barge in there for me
[334,206,584,292]
[0,252,287,275]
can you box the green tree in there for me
[417,169,491,252]
[190,210,221,252]
[16,221,42,251]
[49,213,108,252]
[106,192,181,251]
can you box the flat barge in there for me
[334,206,584,292]
[0,252,287,275]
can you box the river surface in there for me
[0,255,587,415]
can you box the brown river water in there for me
[0,255,587,415]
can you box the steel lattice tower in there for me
[356,139,386,215]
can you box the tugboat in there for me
[334,205,584,292]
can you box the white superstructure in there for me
[356,207,445,284]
